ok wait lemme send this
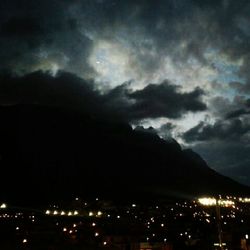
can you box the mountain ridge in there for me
[0,104,249,206]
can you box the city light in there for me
[198,197,235,207]
[97,211,102,216]
[0,203,7,209]
[198,198,216,206]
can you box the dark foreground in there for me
[0,196,250,250]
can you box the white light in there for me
[68,212,72,216]
[198,198,216,206]
[132,204,136,207]
[97,211,102,216]
[92,222,96,227]
[74,211,78,215]
[198,197,234,207]
[0,203,7,209]
[16,227,19,230]
[23,239,27,243]
[63,228,67,232]
[89,211,94,217]
[103,241,107,245]
[53,210,58,215]
[246,234,249,239]
[95,232,99,237]
[45,210,50,215]
[61,211,65,216]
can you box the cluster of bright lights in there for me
[239,198,250,203]
[45,210,79,216]
[198,198,216,206]
[198,197,235,207]
[88,211,103,217]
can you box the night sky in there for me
[1,0,250,186]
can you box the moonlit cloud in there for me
[1,0,250,185]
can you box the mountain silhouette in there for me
[0,104,249,206]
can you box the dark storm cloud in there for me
[0,71,102,115]
[2,0,250,186]
[127,81,206,120]
[0,0,95,76]
[1,0,250,83]
[226,109,250,119]
[183,118,250,142]
[102,80,207,121]
[1,17,43,37]
[0,71,206,122]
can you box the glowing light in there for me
[74,211,78,215]
[23,239,27,243]
[63,228,67,232]
[198,197,234,207]
[0,203,7,209]
[132,204,136,207]
[16,227,19,230]
[53,210,58,215]
[61,211,65,216]
[97,211,102,216]
[103,241,107,245]
[45,210,50,215]
[92,222,96,227]
[68,212,72,216]
[89,211,94,217]
[95,232,99,237]
[198,198,216,206]
[246,234,249,239]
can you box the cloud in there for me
[181,113,250,185]
[2,0,250,185]
[127,81,206,120]
[226,109,250,119]
[0,71,207,123]
[183,118,250,142]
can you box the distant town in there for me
[0,195,250,250]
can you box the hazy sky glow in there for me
[1,0,250,185]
